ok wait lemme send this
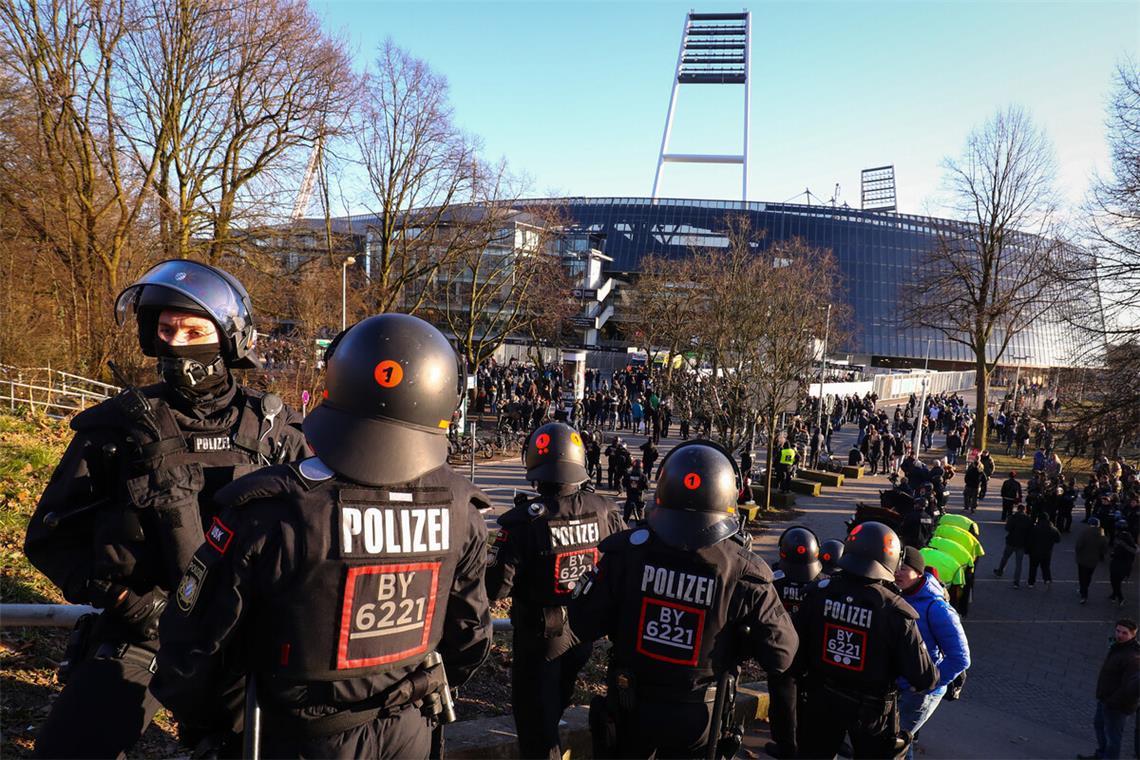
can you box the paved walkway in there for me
[465,416,1136,758]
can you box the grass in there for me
[0,409,181,758]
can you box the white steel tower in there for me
[651,11,751,202]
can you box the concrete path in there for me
[461,413,1136,758]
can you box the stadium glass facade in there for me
[525,197,1081,369]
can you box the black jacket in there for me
[1096,637,1140,714]
[1004,512,1033,549]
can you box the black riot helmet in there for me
[303,314,461,486]
[524,422,588,485]
[819,539,845,575]
[650,440,742,550]
[777,526,822,583]
[115,259,258,368]
[837,521,902,582]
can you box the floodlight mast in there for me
[651,11,751,203]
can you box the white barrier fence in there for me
[809,370,976,401]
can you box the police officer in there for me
[777,439,797,492]
[819,539,845,576]
[766,527,824,758]
[485,422,624,760]
[24,259,308,758]
[794,521,938,759]
[622,461,650,524]
[152,314,493,758]
[554,441,799,758]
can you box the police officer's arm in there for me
[894,612,939,693]
[484,509,526,601]
[153,500,282,737]
[557,539,625,657]
[438,492,493,688]
[729,555,799,675]
[24,430,116,606]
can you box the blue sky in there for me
[312,1,1137,217]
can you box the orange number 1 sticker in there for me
[374,360,404,388]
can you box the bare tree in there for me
[431,199,573,368]
[1081,61,1140,342]
[118,0,353,262]
[901,106,1068,449]
[0,0,162,374]
[350,40,485,315]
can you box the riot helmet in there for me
[115,259,258,369]
[777,526,822,583]
[303,314,461,486]
[649,440,741,550]
[819,539,845,574]
[837,521,902,582]
[524,422,588,485]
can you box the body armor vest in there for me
[70,384,304,592]
[772,571,815,616]
[606,530,749,697]
[248,462,479,682]
[500,490,619,615]
[797,574,916,696]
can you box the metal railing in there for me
[0,365,117,416]
[0,603,514,632]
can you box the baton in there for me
[244,674,261,760]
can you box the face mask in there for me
[155,341,228,392]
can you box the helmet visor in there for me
[115,260,250,338]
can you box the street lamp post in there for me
[911,338,932,455]
[341,256,356,331]
[814,304,832,439]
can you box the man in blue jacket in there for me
[894,547,971,759]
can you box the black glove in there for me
[116,589,168,640]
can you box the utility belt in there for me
[58,612,160,684]
[816,679,897,719]
[260,652,455,739]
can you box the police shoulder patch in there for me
[298,457,335,482]
[772,569,786,580]
[629,528,650,546]
[176,556,208,613]
[818,578,831,588]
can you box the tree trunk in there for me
[975,355,989,449]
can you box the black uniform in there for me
[768,566,820,757]
[621,469,650,523]
[153,458,493,757]
[793,573,938,759]
[485,486,624,760]
[24,381,306,758]
[559,528,799,758]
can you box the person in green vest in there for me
[934,522,985,615]
[921,546,968,610]
[939,512,980,539]
[777,438,797,493]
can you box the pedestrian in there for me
[1027,513,1061,588]
[153,314,494,758]
[994,503,1033,588]
[486,422,625,760]
[766,527,824,759]
[1078,619,1139,760]
[894,548,971,760]
[794,521,938,758]
[640,437,659,475]
[554,441,799,758]
[1077,517,1110,604]
[778,439,797,492]
[23,260,309,758]
[1109,523,1137,606]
